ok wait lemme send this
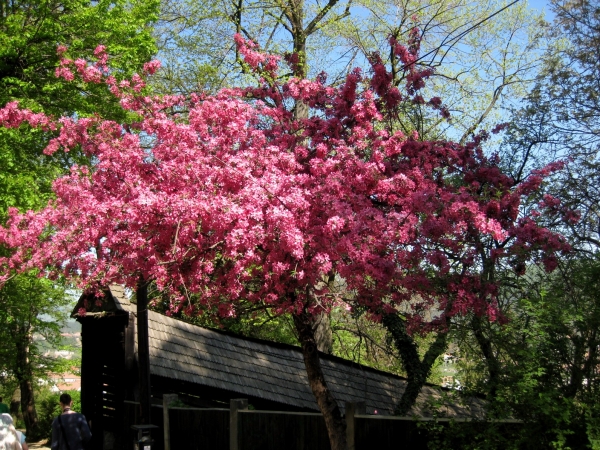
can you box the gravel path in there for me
[27,440,50,449]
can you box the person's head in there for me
[59,393,72,408]
[0,397,3,403]
[1,413,13,426]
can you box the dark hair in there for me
[59,393,72,405]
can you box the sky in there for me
[528,0,555,20]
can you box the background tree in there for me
[152,0,545,141]
[503,0,600,249]
[322,0,547,142]
[0,273,72,437]
[448,0,600,447]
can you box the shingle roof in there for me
[102,285,484,418]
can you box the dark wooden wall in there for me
[80,314,132,450]
[78,312,520,450]
[169,408,229,450]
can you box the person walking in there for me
[0,398,9,415]
[50,394,91,450]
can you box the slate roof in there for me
[87,285,484,418]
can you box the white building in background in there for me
[45,373,81,392]
[37,325,82,392]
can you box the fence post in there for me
[163,394,178,450]
[345,401,366,450]
[230,399,248,450]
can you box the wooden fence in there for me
[122,399,521,450]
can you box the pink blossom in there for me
[93,45,106,56]
[55,66,75,81]
[143,60,161,75]
[0,38,569,333]
[74,59,87,72]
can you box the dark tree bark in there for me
[293,311,346,450]
[471,315,501,399]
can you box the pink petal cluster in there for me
[234,34,280,78]
[385,29,449,118]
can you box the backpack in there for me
[0,422,23,450]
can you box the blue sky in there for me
[528,0,555,20]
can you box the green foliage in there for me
[416,418,523,450]
[0,126,64,223]
[0,0,160,222]
[210,311,299,346]
[0,0,159,114]
[331,307,406,375]
[35,389,81,441]
[452,257,600,449]
[147,285,299,346]
[167,398,188,408]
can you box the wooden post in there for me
[345,401,365,450]
[163,394,178,450]
[229,399,248,450]
[124,313,136,404]
[136,279,152,425]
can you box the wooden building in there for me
[73,285,483,450]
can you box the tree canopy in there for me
[448,0,600,447]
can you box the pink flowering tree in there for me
[0,38,569,449]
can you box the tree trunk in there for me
[312,312,333,354]
[382,313,449,415]
[293,312,346,450]
[471,315,501,399]
[14,324,40,439]
[291,33,309,121]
